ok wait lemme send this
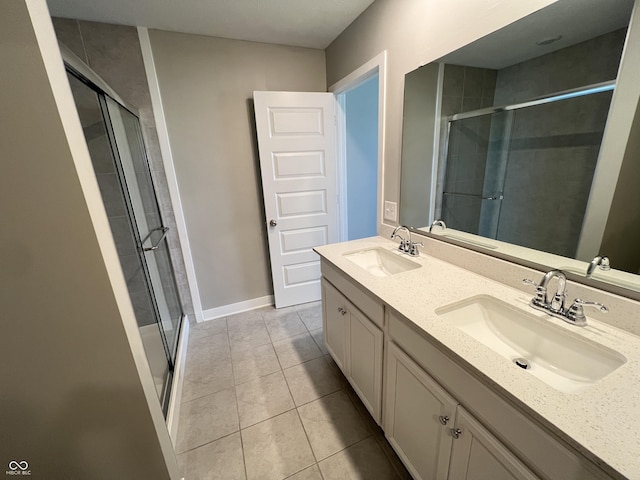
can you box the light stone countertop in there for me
[315,236,640,480]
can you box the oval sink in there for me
[435,295,626,393]
[343,247,421,277]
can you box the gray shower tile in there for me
[177,432,246,480]
[241,410,315,480]
[176,388,239,454]
[51,17,87,62]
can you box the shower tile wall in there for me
[437,65,496,233]
[52,18,195,320]
[491,29,626,257]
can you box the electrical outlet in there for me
[384,201,397,222]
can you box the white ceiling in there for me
[438,0,635,70]
[46,0,375,49]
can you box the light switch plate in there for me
[384,201,397,222]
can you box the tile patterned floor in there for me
[176,302,411,480]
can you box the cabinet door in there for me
[322,280,348,371]
[448,408,539,480]
[348,305,383,423]
[385,342,458,480]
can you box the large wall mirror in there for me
[400,0,640,295]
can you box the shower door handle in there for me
[143,226,170,251]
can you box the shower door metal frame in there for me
[63,45,184,416]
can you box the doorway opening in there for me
[331,52,386,242]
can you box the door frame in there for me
[329,51,387,242]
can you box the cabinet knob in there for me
[337,307,347,315]
[438,415,450,425]
[450,428,462,439]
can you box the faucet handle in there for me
[566,299,608,326]
[408,241,424,257]
[523,279,547,307]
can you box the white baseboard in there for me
[166,315,189,444]
[201,295,274,321]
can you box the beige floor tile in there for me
[229,323,271,352]
[232,342,281,385]
[227,310,264,333]
[190,316,228,340]
[241,410,315,480]
[283,357,345,406]
[284,464,323,480]
[261,305,298,321]
[309,328,328,355]
[273,332,323,369]
[236,371,295,428]
[182,360,234,402]
[298,390,370,460]
[177,388,239,454]
[265,312,308,342]
[177,432,246,480]
[296,302,323,331]
[318,437,399,480]
[187,332,231,366]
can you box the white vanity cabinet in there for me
[385,341,537,480]
[385,341,458,479]
[322,277,383,423]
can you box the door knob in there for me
[269,219,277,227]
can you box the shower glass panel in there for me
[441,87,614,258]
[104,98,183,360]
[66,71,183,415]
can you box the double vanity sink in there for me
[343,245,627,394]
[323,237,640,479]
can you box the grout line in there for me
[226,317,249,480]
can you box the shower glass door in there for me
[104,98,183,362]
[66,70,183,416]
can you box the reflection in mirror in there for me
[399,0,640,292]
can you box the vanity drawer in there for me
[387,309,612,480]
[321,260,384,328]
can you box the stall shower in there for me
[65,50,184,415]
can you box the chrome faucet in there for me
[586,255,611,277]
[523,269,607,326]
[391,225,423,257]
[429,220,446,233]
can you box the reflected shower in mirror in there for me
[399,0,640,292]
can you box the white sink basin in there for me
[436,295,626,393]
[344,247,421,277]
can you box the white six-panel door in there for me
[254,91,338,308]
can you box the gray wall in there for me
[148,30,326,312]
[325,0,556,228]
[0,1,175,476]
[52,17,195,318]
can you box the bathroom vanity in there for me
[315,236,640,480]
